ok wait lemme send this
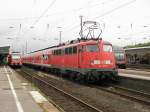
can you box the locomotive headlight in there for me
[93,60,100,64]
[104,60,111,64]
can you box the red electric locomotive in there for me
[8,52,22,67]
[23,38,118,82]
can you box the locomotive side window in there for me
[69,47,72,54]
[61,49,65,55]
[65,48,69,54]
[86,45,99,52]
[103,44,112,52]
[58,49,61,55]
[73,46,77,54]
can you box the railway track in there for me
[16,66,150,112]
[91,83,150,106]
[18,69,104,112]
[21,67,150,106]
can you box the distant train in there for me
[8,52,22,67]
[113,46,126,69]
[23,38,118,82]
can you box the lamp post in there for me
[57,27,62,44]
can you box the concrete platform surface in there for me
[119,69,150,80]
[0,66,60,112]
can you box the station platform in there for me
[0,66,60,112]
[118,69,150,80]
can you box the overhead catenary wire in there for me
[0,0,105,22]
[93,0,136,19]
[66,0,136,33]
[116,29,150,38]
[32,0,57,25]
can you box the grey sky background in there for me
[0,0,150,52]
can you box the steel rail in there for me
[21,70,103,112]
[112,84,150,98]
[93,84,150,106]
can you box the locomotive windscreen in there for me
[86,44,99,52]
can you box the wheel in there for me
[86,72,98,83]
[70,72,76,80]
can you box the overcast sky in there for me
[0,0,150,52]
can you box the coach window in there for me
[45,55,48,60]
[73,46,77,54]
[55,50,57,55]
[54,50,56,55]
[57,50,59,55]
[53,50,54,55]
[58,49,61,55]
[61,49,65,55]
[103,44,112,52]
[86,45,99,52]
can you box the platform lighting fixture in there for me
[9,26,14,28]
[57,27,62,44]
[30,26,34,29]
[6,37,13,40]
[143,25,148,28]
[57,26,62,29]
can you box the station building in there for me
[0,46,10,65]
[125,46,150,65]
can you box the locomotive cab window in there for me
[115,53,125,60]
[86,44,99,52]
[103,44,112,52]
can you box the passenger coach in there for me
[8,52,22,67]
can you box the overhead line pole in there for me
[80,16,83,39]
[25,41,27,54]
[59,31,62,44]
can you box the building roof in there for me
[125,46,150,51]
[0,46,10,54]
